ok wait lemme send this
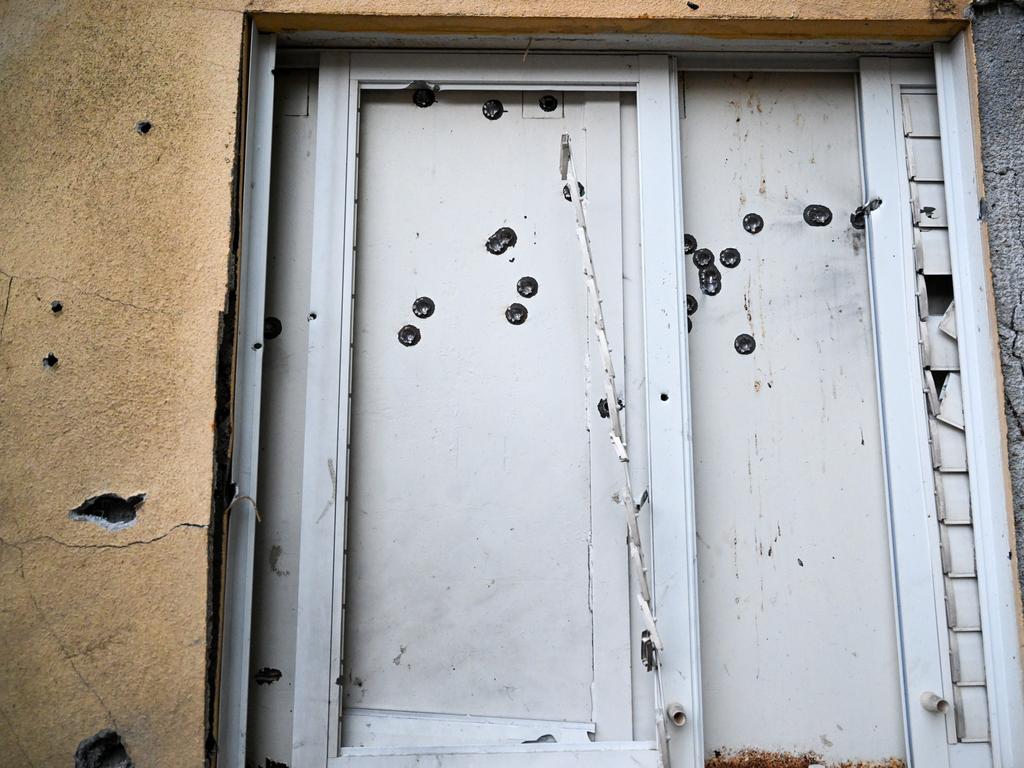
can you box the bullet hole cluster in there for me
[685,228,752,354]
[398,296,436,346]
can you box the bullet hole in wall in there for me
[597,397,624,418]
[538,94,559,112]
[506,303,528,325]
[263,317,282,339]
[51,300,63,313]
[252,342,263,350]
[134,120,152,135]
[734,333,757,355]
[683,234,697,255]
[660,393,669,401]
[687,1,700,8]
[562,182,585,202]
[69,493,146,531]
[803,204,833,227]
[719,248,741,268]
[517,276,539,298]
[486,227,518,255]
[308,312,317,321]
[75,729,133,768]
[42,352,58,367]
[398,325,421,346]
[255,667,283,685]
[412,296,436,318]
[412,88,435,108]
[482,99,505,120]
[742,213,764,234]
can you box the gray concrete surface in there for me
[972,1,1024,597]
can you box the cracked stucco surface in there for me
[0,1,981,766]
[973,2,1024,596]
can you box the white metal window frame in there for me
[220,31,1024,768]
[288,51,700,767]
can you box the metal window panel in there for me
[938,372,965,430]
[926,316,961,370]
[940,526,977,577]
[931,416,968,471]
[902,91,941,137]
[937,35,1024,765]
[950,631,987,685]
[954,684,991,742]
[907,136,945,182]
[947,577,982,630]
[914,228,953,275]
[935,471,972,525]
[912,181,950,228]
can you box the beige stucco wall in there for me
[0,2,969,766]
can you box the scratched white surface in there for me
[681,72,905,762]
[342,89,629,739]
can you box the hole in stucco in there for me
[69,493,146,531]
[75,729,133,768]
[42,352,58,368]
[134,120,152,135]
[51,300,63,313]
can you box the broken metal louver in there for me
[560,133,671,766]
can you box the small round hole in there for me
[660,393,669,402]
[50,300,63,313]
[252,342,263,350]
[308,312,317,320]
[135,120,152,135]
[43,352,59,368]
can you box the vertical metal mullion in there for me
[219,28,276,768]
[637,54,704,768]
[291,52,354,767]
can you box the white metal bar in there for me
[336,741,659,757]
[348,52,641,88]
[858,56,951,768]
[636,54,702,768]
[936,34,1024,768]
[291,51,354,766]
[218,29,276,768]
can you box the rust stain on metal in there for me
[706,750,905,768]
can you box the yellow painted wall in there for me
[0,2,969,766]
